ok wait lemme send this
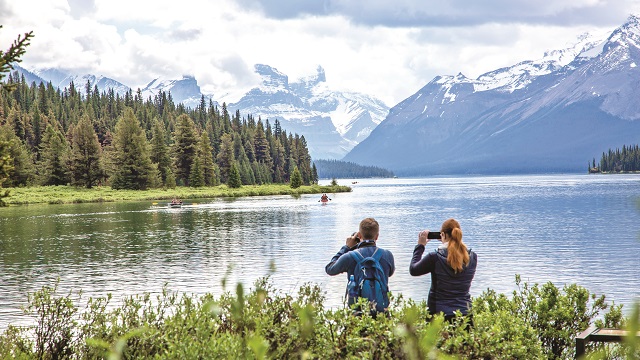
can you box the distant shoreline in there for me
[588,170,640,174]
[1,184,352,206]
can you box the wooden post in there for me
[575,326,640,358]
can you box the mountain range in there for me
[11,15,640,175]
[344,15,640,175]
[11,64,388,160]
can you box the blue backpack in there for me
[349,248,389,313]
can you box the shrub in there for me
[0,276,633,359]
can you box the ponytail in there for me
[441,219,470,273]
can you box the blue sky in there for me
[1,0,638,105]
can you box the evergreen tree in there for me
[227,161,242,188]
[233,133,254,184]
[198,131,218,186]
[0,138,14,190]
[290,166,302,188]
[311,162,318,184]
[296,135,312,185]
[70,115,103,188]
[0,124,35,186]
[216,133,235,183]
[150,119,172,186]
[165,168,177,189]
[271,139,286,183]
[0,138,11,206]
[1,26,34,92]
[254,120,272,167]
[38,124,70,185]
[189,156,205,187]
[110,108,155,190]
[173,114,198,186]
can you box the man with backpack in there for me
[325,218,395,315]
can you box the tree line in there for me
[314,159,394,179]
[589,144,640,173]
[0,71,319,193]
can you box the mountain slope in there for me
[344,15,640,175]
[29,67,131,97]
[230,65,389,159]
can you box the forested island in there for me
[589,144,640,173]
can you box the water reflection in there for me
[1,174,639,329]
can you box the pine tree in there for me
[0,137,11,206]
[254,120,272,167]
[1,26,34,92]
[0,138,14,188]
[311,162,318,184]
[290,166,302,188]
[0,124,35,186]
[173,114,198,186]
[38,124,70,185]
[150,119,172,186]
[189,156,205,187]
[70,115,103,188]
[110,108,155,190]
[198,131,218,186]
[217,133,235,183]
[296,135,312,185]
[227,161,242,188]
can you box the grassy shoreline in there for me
[1,184,352,206]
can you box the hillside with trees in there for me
[589,144,640,173]
[314,159,394,179]
[0,74,318,194]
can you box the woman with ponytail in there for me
[409,218,477,322]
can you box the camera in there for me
[351,232,361,243]
[427,231,441,239]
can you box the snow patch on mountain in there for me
[30,67,131,97]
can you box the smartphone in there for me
[427,231,441,239]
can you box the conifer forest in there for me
[0,73,318,191]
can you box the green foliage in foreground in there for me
[1,276,638,359]
[1,184,351,206]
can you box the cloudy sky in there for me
[1,0,639,105]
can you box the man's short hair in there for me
[359,218,379,240]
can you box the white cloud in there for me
[1,0,639,106]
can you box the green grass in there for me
[2,184,352,206]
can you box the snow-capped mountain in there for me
[344,15,640,175]
[27,67,131,97]
[141,75,215,109]
[231,65,389,159]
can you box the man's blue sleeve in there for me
[325,245,352,275]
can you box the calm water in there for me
[1,174,640,329]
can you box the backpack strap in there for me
[349,249,365,265]
[371,248,382,262]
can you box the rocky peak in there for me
[254,64,289,89]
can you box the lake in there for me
[1,174,639,330]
